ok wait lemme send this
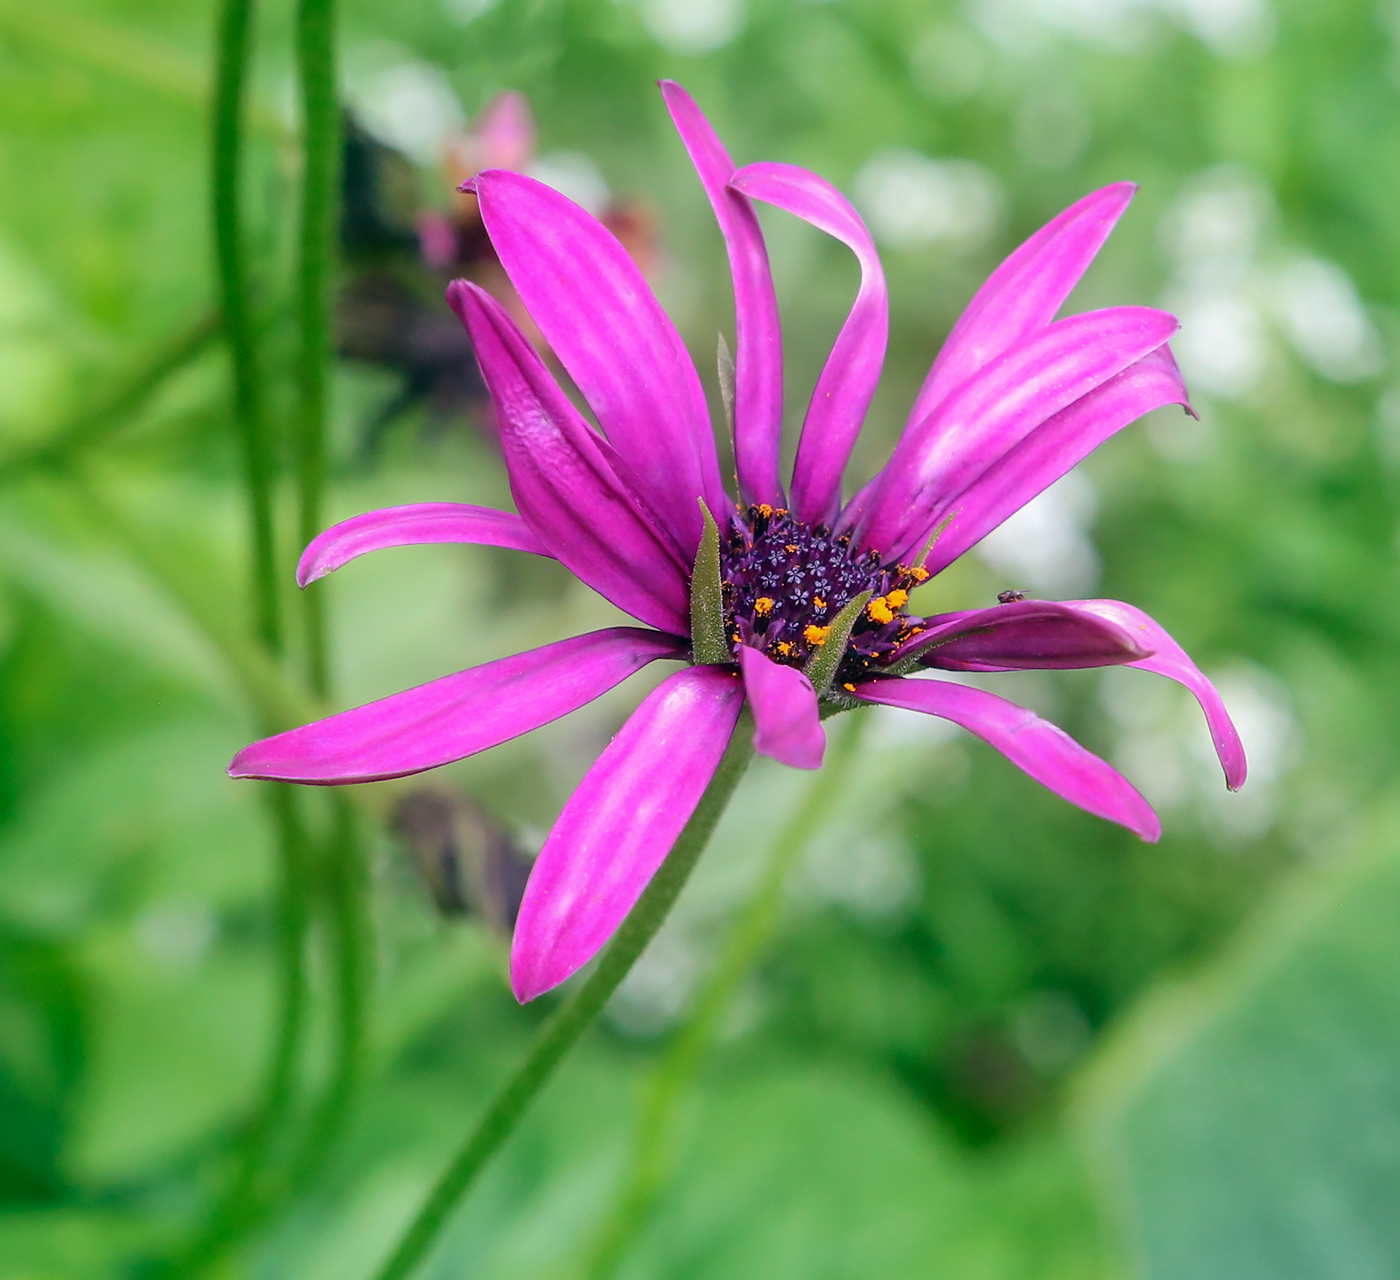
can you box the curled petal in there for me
[510,666,745,1001]
[450,282,690,634]
[911,183,1137,420]
[731,161,888,527]
[901,599,1152,670]
[852,676,1160,841]
[472,169,727,553]
[297,503,551,588]
[738,645,824,769]
[923,345,1191,575]
[1067,600,1247,791]
[857,307,1179,562]
[662,82,784,508]
[228,628,685,785]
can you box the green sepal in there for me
[803,589,872,699]
[690,498,730,665]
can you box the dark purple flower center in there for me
[719,504,929,688]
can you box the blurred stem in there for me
[294,0,338,696]
[0,313,218,486]
[63,469,318,733]
[213,0,280,654]
[582,711,868,1280]
[293,793,372,1183]
[163,785,313,1279]
[371,721,758,1280]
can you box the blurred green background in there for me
[3,0,1400,1276]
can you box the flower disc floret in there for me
[720,504,928,684]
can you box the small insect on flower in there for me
[230,83,1246,1002]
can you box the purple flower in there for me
[230,83,1245,1002]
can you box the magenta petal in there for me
[731,161,888,527]
[857,306,1179,562]
[738,645,824,769]
[852,677,1160,841]
[473,169,727,553]
[661,82,784,509]
[228,628,685,785]
[911,183,1136,421]
[510,665,745,1002]
[1066,600,1247,791]
[450,282,691,634]
[902,599,1152,670]
[923,345,1191,575]
[296,503,551,587]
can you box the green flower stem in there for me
[582,709,868,1279]
[371,719,758,1280]
[294,0,339,697]
[0,312,218,487]
[160,784,313,1278]
[213,0,279,653]
[294,793,372,1183]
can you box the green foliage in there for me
[0,0,1397,1275]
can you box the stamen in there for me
[718,504,929,685]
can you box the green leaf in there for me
[803,590,872,699]
[690,499,729,666]
[1079,796,1400,1279]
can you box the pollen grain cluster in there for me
[719,504,928,685]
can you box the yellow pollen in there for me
[843,682,856,692]
[774,508,789,516]
[804,624,831,647]
[908,566,930,583]
[867,597,895,625]
[756,503,774,518]
[753,597,774,616]
[886,588,909,609]
[813,595,827,610]
[784,544,798,553]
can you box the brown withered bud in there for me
[391,788,531,934]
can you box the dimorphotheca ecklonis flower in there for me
[230,82,1245,1002]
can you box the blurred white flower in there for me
[1161,0,1274,57]
[1159,167,1274,269]
[853,149,1003,251]
[607,926,701,1036]
[977,470,1101,597]
[527,151,612,216]
[639,0,746,55]
[1168,289,1269,400]
[1270,256,1384,384]
[345,56,465,166]
[802,827,921,921]
[443,0,500,23]
[972,0,1272,56]
[1101,661,1298,841]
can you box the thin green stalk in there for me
[293,793,372,1183]
[582,711,868,1279]
[213,0,279,652]
[162,785,313,1278]
[372,722,758,1280]
[0,313,218,487]
[294,0,339,696]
